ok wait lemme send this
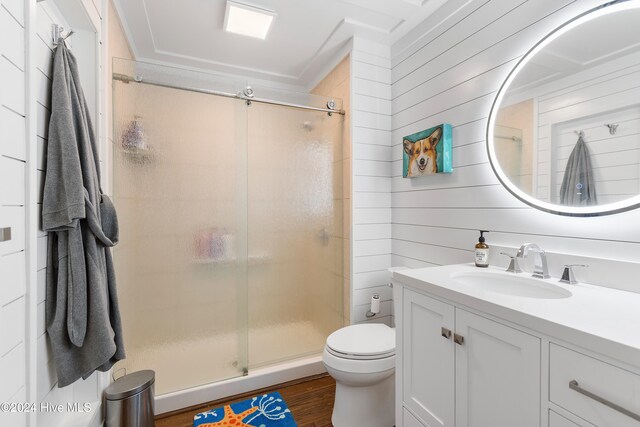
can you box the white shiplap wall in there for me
[0,0,28,425]
[0,0,106,425]
[350,38,394,325]
[390,0,640,283]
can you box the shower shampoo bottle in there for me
[475,230,490,268]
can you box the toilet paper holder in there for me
[366,293,381,318]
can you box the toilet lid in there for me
[326,324,395,358]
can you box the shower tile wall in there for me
[311,55,351,326]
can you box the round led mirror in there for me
[487,0,640,216]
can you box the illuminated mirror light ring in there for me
[486,0,640,217]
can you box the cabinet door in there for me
[404,408,427,427]
[549,411,581,427]
[403,289,455,427]
[455,309,540,427]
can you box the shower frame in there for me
[111,57,346,405]
[112,73,346,116]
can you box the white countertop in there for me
[393,264,640,369]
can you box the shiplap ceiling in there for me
[112,0,447,87]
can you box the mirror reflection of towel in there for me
[559,135,597,206]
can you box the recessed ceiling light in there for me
[224,1,276,40]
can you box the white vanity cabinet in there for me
[394,264,640,427]
[401,288,540,427]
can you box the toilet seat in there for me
[326,346,394,360]
[323,347,395,375]
[326,324,395,360]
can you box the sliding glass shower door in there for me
[247,103,344,368]
[112,58,344,395]
[113,80,249,395]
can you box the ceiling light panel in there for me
[224,1,276,40]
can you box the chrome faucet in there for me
[516,243,550,279]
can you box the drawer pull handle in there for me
[441,327,452,339]
[569,380,640,422]
[453,333,464,345]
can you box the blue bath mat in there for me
[193,392,297,427]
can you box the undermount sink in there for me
[449,271,572,299]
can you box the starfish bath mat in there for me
[193,392,297,427]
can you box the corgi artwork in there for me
[403,126,443,177]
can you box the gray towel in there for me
[559,135,597,206]
[42,38,125,387]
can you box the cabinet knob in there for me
[0,227,11,242]
[454,333,465,345]
[441,327,452,339]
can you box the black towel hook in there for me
[605,123,619,135]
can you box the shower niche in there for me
[111,58,345,395]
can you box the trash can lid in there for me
[104,370,155,400]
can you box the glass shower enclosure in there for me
[112,59,344,395]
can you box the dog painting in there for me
[403,124,453,177]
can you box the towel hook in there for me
[605,123,619,135]
[574,130,585,139]
[52,24,74,47]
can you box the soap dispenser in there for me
[475,230,490,268]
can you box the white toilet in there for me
[323,323,395,427]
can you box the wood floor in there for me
[155,374,336,427]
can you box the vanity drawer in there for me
[550,344,640,426]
